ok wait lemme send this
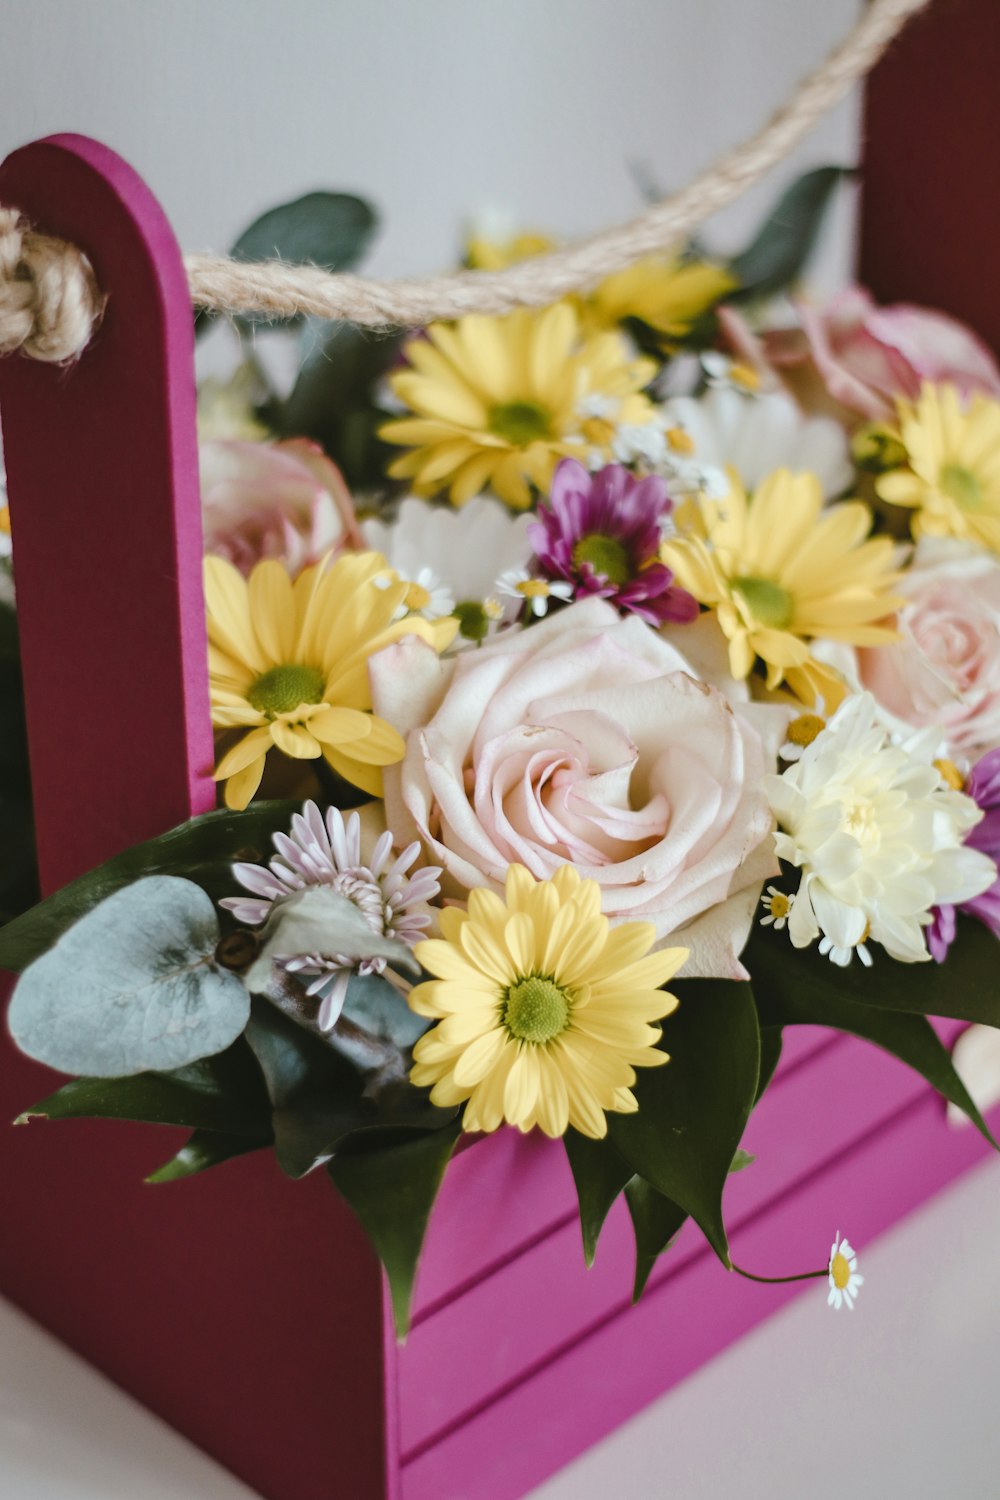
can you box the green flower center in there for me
[940,462,984,511]
[572,532,631,586]
[247,663,325,718]
[733,575,794,630]
[503,975,571,1044]
[488,400,552,446]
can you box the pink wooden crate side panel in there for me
[397,1028,936,1454]
[400,1088,999,1500]
[0,135,214,893]
[412,1027,835,1320]
[0,971,393,1500]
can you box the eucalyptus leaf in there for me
[728,165,853,303]
[8,877,251,1078]
[608,978,761,1267]
[244,885,418,996]
[564,1129,633,1267]
[0,802,297,973]
[231,191,377,274]
[15,1043,271,1134]
[146,1129,272,1183]
[624,1177,688,1301]
[747,914,1000,1029]
[328,1118,462,1339]
[753,962,998,1150]
[342,972,429,1049]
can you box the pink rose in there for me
[817,540,1000,762]
[200,438,362,576]
[370,598,788,978]
[797,288,1000,422]
[719,291,1000,425]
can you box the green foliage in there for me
[0,802,296,972]
[624,1177,688,1301]
[328,1118,462,1339]
[608,978,761,1267]
[753,956,997,1149]
[146,1129,272,1183]
[8,877,251,1078]
[271,320,403,490]
[16,1042,271,1134]
[747,915,1000,1030]
[564,1130,633,1267]
[728,165,854,304]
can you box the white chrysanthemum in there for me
[766,692,996,964]
[828,1232,864,1311]
[662,386,852,499]
[221,801,441,1030]
[362,494,533,611]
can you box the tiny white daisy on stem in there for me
[496,567,574,618]
[779,703,829,763]
[760,886,794,931]
[374,565,455,622]
[828,1232,864,1310]
[221,801,442,1031]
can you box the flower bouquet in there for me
[4,152,1000,1358]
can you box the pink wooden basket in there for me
[1,11,998,1496]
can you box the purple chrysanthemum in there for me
[526,458,698,626]
[221,801,441,1030]
[929,747,1000,961]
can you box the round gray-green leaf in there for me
[8,876,251,1078]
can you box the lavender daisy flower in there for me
[929,747,1000,961]
[221,801,441,1031]
[527,458,698,626]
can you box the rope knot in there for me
[0,209,104,363]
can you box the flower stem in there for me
[730,1262,828,1285]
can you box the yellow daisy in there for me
[876,382,1000,551]
[380,303,657,510]
[585,255,737,342]
[409,864,687,1140]
[206,550,457,810]
[464,230,555,271]
[661,469,902,702]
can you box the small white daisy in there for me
[828,1232,864,1310]
[496,568,574,618]
[700,350,763,394]
[612,422,669,470]
[374,565,454,622]
[221,802,441,1032]
[760,886,794,931]
[577,392,619,422]
[779,705,829,762]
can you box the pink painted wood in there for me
[0,134,214,893]
[0,124,998,1500]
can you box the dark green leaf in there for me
[15,1042,271,1134]
[608,978,761,1266]
[756,1025,783,1104]
[564,1130,633,1267]
[8,877,250,1077]
[231,191,377,275]
[0,802,296,972]
[327,1118,462,1339]
[728,165,854,303]
[753,957,998,1150]
[273,321,402,489]
[146,1128,272,1183]
[747,914,1000,1029]
[624,1177,688,1301]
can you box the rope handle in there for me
[0,0,929,362]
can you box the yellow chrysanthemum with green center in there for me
[661,468,903,704]
[876,382,1000,551]
[206,551,457,810]
[409,864,687,1140]
[380,302,657,511]
[584,255,737,341]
